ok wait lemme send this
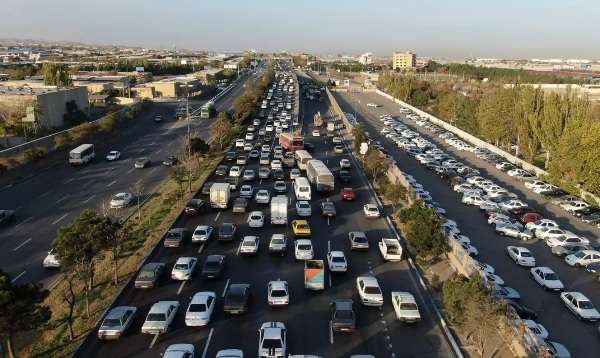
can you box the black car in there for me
[201,255,225,279]
[201,182,214,196]
[320,201,337,217]
[184,198,205,215]
[162,156,178,166]
[249,150,260,159]
[338,170,351,183]
[218,223,237,241]
[272,169,285,180]
[215,165,229,176]
[134,262,165,289]
[232,197,248,213]
[225,151,237,161]
[505,299,537,320]
[223,283,251,314]
[304,142,315,152]
[330,299,356,333]
[0,210,15,226]
[585,262,600,276]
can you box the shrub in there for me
[397,201,447,259]
[99,113,118,132]
[53,133,72,150]
[69,122,99,142]
[21,147,46,162]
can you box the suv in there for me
[330,299,356,333]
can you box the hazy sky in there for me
[3,0,599,59]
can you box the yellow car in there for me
[292,220,311,237]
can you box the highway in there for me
[332,89,600,358]
[0,71,258,286]
[75,80,455,357]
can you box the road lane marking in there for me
[201,328,214,358]
[214,212,221,222]
[148,334,159,349]
[39,191,50,198]
[156,149,162,154]
[221,278,230,297]
[148,168,157,175]
[151,141,156,145]
[328,240,331,253]
[52,213,69,225]
[138,148,145,154]
[329,273,332,288]
[82,194,96,204]
[197,244,205,254]
[107,180,117,187]
[135,178,143,186]
[13,237,32,251]
[236,241,243,256]
[83,180,95,188]
[11,271,26,283]
[327,217,330,226]
[329,320,334,344]
[127,168,135,174]
[56,194,71,204]
[63,177,75,184]
[15,216,33,228]
[176,281,186,296]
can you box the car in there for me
[225,151,237,161]
[327,251,348,272]
[340,159,351,168]
[560,291,600,322]
[391,292,421,323]
[97,306,137,340]
[294,239,314,260]
[163,228,191,248]
[267,280,289,306]
[519,212,544,224]
[379,238,402,261]
[268,234,287,255]
[492,284,521,301]
[271,159,282,170]
[247,211,265,228]
[215,165,229,176]
[356,276,384,306]
[106,150,121,161]
[330,299,356,332]
[242,169,255,181]
[185,291,216,327]
[333,145,344,154]
[292,219,311,236]
[304,142,315,152]
[259,167,271,179]
[141,301,179,334]
[171,257,197,280]
[135,262,165,288]
[163,344,195,358]
[536,227,570,240]
[244,143,253,152]
[229,166,242,177]
[232,197,249,213]
[258,322,287,358]
[154,115,163,123]
[543,341,572,358]
[547,234,590,248]
[332,136,343,144]
[523,320,549,340]
[134,157,150,168]
[506,246,536,267]
[224,284,251,314]
[291,201,310,218]
[42,250,60,268]
[366,103,379,107]
[109,192,133,209]
[341,187,355,201]
[363,204,381,218]
[495,223,533,240]
[273,180,287,193]
[564,250,600,267]
[162,155,178,166]
[320,201,336,217]
[312,129,320,137]
[255,189,271,204]
[216,350,244,358]
[530,267,564,291]
[349,231,369,250]
[184,198,205,215]
[218,223,237,241]
[240,236,260,255]
[272,169,285,180]
[500,199,528,211]
[526,219,559,233]
[338,170,351,183]
[249,150,260,159]
[239,184,254,198]
[561,200,590,213]
[289,168,301,179]
[505,299,537,320]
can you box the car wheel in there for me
[575,263,582,268]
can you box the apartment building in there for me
[392,51,416,70]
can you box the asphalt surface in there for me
[75,82,454,357]
[333,89,600,358]
[0,72,258,286]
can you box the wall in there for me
[37,86,90,128]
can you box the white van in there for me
[294,177,311,201]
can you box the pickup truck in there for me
[378,238,403,261]
[304,260,325,290]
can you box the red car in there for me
[520,212,543,224]
[341,187,355,201]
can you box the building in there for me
[358,52,373,65]
[132,75,201,99]
[0,85,89,128]
[392,51,416,70]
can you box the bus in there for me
[278,132,304,151]
[200,101,215,119]
[306,159,334,192]
[69,144,95,165]
[295,150,312,171]
[293,177,311,201]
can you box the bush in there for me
[53,133,72,151]
[397,201,447,259]
[69,122,99,142]
[125,108,138,121]
[21,147,46,162]
[99,113,119,132]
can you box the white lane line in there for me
[221,278,230,298]
[236,241,243,256]
[107,180,117,187]
[329,320,335,344]
[156,149,162,155]
[127,168,135,174]
[11,271,26,283]
[201,328,214,358]
[214,211,221,222]
[83,180,95,188]
[135,178,143,186]
[138,148,145,154]
[52,213,69,225]
[148,168,157,175]
[15,216,33,228]
[39,191,50,198]
[176,281,186,296]
[82,194,96,204]
[56,194,71,204]
[148,334,159,349]
[13,237,32,251]
[63,177,75,184]
[151,141,156,146]
[328,240,331,253]
[327,217,330,226]
[197,244,205,254]
[168,142,173,147]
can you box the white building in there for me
[358,52,373,65]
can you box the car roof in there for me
[296,239,312,245]
[206,254,224,262]
[229,283,250,292]
[175,257,195,264]
[149,301,178,313]
[357,276,379,285]
[269,280,287,290]
[243,236,258,242]
[329,250,345,257]
[165,344,194,355]
[391,291,416,302]
[564,291,589,301]
[332,298,353,309]
[535,266,555,274]
[106,306,136,318]
[141,262,164,270]
[191,291,215,303]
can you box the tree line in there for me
[378,72,600,196]
[76,59,202,76]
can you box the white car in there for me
[110,192,133,209]
[495,223,533,240]
[247,211,265,228]
[271,160,282,170]
[327,251,348,272]
[289,168,301,180]
[216,350,243,358]
[267,280,289,306]
[560,200,590,213]
[391,291,421,323]
[481,271,505,286]
[240,184,254,198]
[500,200,528,211]
[229,166,242,177]
[294,239,314,260]
[564,250,600,267]
[171,257,198,280]
[525,180,547,190]
[525,219,558,233]
[560,291,600,322]
[475,261,496,275]
[524,320,549,339]
[242,169,255,181]
[244,143,253,152]
[235,139,245,148]
[506,246,536,267]
[106,150,121,161]
[530,267,564,291]
[462,193,486,206]
[191,225,213,243]
[536,227,569,241]
[42,250,60,268]
[240,236,260,255]
[164,344,195,358]
[546,234,589,248]
[460,241,479,256]
[185,291,216,327]
[255,189,271,204]
[366,103,379,108]
[340,159,351,168]
[295,200,312,217]
[332,136,342,144]
[266,125,274,132]
[245,133,255,141]
[453,183,481,194]
[363,204,381,218]
[356,276,384,306]
[258,322,287,358]
[312,129,320,137]
[378,238,403,261]
[141,301,179,334]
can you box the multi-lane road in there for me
[75,79,455,357]
[332,88,600,358]
[0,71,258,286]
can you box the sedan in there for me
[242,169,255,181]
[240,236,260,255]
[320,201,336,217]
[292,220,311,236]
[506,246,536,267]
[247,211,265,228]
[273,180,287,193]
[229,166,242,177]
[495,223,533,240]
[356,276,383,306]
[267,280,289,306]
[185,292,216,327]
[564,250,600,267]
[338,170,352,183]
[134,157,150,169]
[341,187,355,201]
[134,263,165,288]
[294,239,314,260]
[141,301,179,334]
[530,267,564,291]
[106,150,121,161]
[327,251,348,272]
[330,299,356,332]
[391,292,421,323]
[224,284,251,314]
[110,192,133,209]
[363,204,381,218]
[218,223,237,241]
[201,255,225,279]
[239,184,254,198]
[349,231,369,251]
[560,291,600,322]
[215,165,229,176]
[255,189,271,204]
[340,159,351,168]
[97,306,137,340]
[547,234,590,248]
[334,145,344,154]
[269,234,287,255]
[258,167,271,179]
[296,201,312,217]
[312,129,320,137]
[162,155,177,166]
[289,168,301,180]
[171,257,197,281]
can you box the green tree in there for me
[188,137,210,156]
[363,148,391,181]
[211,113,235,150]
[351,122,368,152]
[170,165,187,197]
[398,201,447,258]
[42,63,73,87]
[0,270,51,358]
[100,221,130,285]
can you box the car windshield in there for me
[102,318,122,327]
[272,238,284,244]
[262,338,282,349]
[137,270,155,279]
[545,273,559,280]
[332,257,345,263]
[354,236,367,243]
[299,187,309,192]
[243,241,256,247]
[297,224,308,230]
[579,300,594,309]
[364,286,381,295]
[188,303,207,312]
[221,226,233,234]
[174,263,189,270]
[388,246,400,254]
[271,289,287,297]
[335,310,353,319]
[400,303,418,310]
[195,229,206,235]
[251,215,261,220]
[574,251,587,258]
[146,313,166,322]
[521,252,532,257]
[298,244,311,250]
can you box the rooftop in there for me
[0,85,75,96]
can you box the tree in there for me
[363,148,391,181]
[42,63,73,87]
[170,165,187,197]
[211,113,234,150]
[188,137,210,156]
[101,220,130,285]
[61,272,77,341]
[0,270,51,358]
[351,123,368,152]
[398,201,447,258]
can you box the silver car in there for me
[349,231,369,251]
[97,306,137,340]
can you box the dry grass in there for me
[16,154,223,358]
